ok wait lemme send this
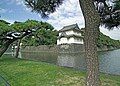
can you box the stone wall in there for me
[21,45,58,52]
[21,44,117,53]
[57,44,84,53]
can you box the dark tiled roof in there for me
[59,24,81,32]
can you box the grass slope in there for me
[0,55,120,86]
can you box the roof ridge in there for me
[63,23,77,28]
[59,23,80,32]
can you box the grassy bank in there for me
[0,55,120,86]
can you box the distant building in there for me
[57,24,84,45]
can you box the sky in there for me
[0,0,120,40]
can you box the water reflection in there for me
[57,53,86,70]
[99,49,120,75]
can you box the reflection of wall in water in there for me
[57,53,86,70]
[99,49,120,75]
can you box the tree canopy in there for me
[25,0,64,17]
[97,32,120,48]
[25,0,120,29]
[94,0,120,29]
[0,19,57,57]
[22,22,58,46]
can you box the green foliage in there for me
[24,0,120,29]
[97,32,120,48]
[114,0,120,11]
[0,19,57,47]
[0,20,10,24]
[25,0,64,17]
[102,0,120,29]
[22,22,58,46]
[0,20,41,35]
[11,20,41,31]
[0,21,12,35]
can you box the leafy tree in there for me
[100,0,120,29]
[25,0,63,17]
[97,32,120,48]
[0,21,13,56]
[0,20,41,57]
[25,0,120,86]
[22,21,58,46]
[0,20,10,24]
[0,19,57,57]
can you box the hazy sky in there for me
[0,0,120,40]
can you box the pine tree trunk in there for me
[15,39,21,58]
[0,45,9,57]
[0,40,13,57]
[79,0,100,86]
